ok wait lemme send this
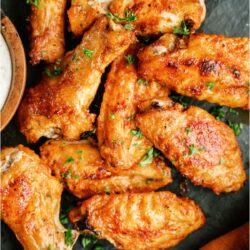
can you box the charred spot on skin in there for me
[184,18,195,31]
[199,60,219,76]
[232,68,241,78]
[151,101,162,108]
[182,58,196,67]
[166,60,178,68]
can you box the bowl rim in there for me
[0,13,27,131]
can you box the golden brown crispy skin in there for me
[29,0,66,65]
[68,0,112,36]
[97,45,169,169]
[40,140,172,198]
[69,192,205,250]
[135,99,246,194]
[1,145,78,250]
[18,17,135,143]
[138,33,250,109]
[109,0,206,36]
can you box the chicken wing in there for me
[109,0,206,36]
[18,17,135,143]
[40,140,172,198]
[29,0,66,65]
[68,0,206,37]
[69,192,205,250]
[97,45,169,169]
[135,98,246,194]
[138,33,250,109]
[68,0,112,36]
[1,145,78,250]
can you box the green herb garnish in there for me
[137,79,148,86]
[45,67,62,78]
[81,235,98,248]
[41,50,46,56]
[228,121,243,136]
[111,139,124,143]
[76,150,83,154]
[94,246,105,250]
[139,148,160,167]
[206,82,216,90]
[124,23,135,30]
[173,21,190,36]
[81,129,96,139]
[109,112,116,119]
[219,159,225,165]
[106,10,137,22]
[210,107,225,120]
[64,157,74,164]
[130,128,143,139]
[125,54,135,64]
[26,0,40,7]
[65,229,74,246]
[186,127,192,135]
[188,145,199,155]
[82,47,94,59]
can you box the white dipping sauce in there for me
[0,33,12,110]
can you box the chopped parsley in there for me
[210,107,225,120]
[133,143,138,147]
[111,139,124,143]
[109,112,116,119]
[41,50,46,56]
[125,54,135,65]
[55,59,61,65]
[228,121,243,136]
[106,10,137,22]
[26,0,40,7]
[124,23,135,30]
[65,229,74,246]
[139,148,160,167]
[206,82,216,90]
[170,93,190,107]
[219,159,225,164]
[64,157,74,164]
[59,207,72,225]
[130,128,143,139]
[61,169,79,180]
[76,150,83,154]
[188,145,199,155]
[94,246,105,250]
[137,79,148,86]
[173,21,190,36]
[146,179,153,185]
[81,129,96,139]
[186,127,192,135]
[229,108,239,115]
[45,67,62,78]
[48,246,54,250]
[82,47,94,59]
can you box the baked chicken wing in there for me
[1,145,78,250]
[69,192,205,250]
[135,98,246,194]
[68,0,112,36]
[138,33,250,109]
[97,45,169,169]
[18,17,135,143]
[29,0,66,65]
[40,140,172,198]
[109,0,206,36]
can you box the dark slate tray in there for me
[1,0,249,249]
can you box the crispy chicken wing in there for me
[68,0,206,37]
[29,0,66,65]
[1,145,78,250]
[68,0,112,36]
[40,140,172,198]
[109,0,206,36]
[138,33,250,109]
[69,192,205,250]
[18,17,135,143]
[97,45,169,169]
[135,99,246,194]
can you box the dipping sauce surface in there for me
[0,33,12,110]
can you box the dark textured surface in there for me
[1,0,249,250]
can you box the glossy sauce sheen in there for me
[0,33,12,110]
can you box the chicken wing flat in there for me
[69,192,205,250]
[40,140,172,198]
[18,17,135,143]
[109,0,206,36]
[135,98,246,194]
[97,45,169,169]
[138,33,250,109]
[68,0,112,36]
[29,0,66,65]
[1,145,78,250]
